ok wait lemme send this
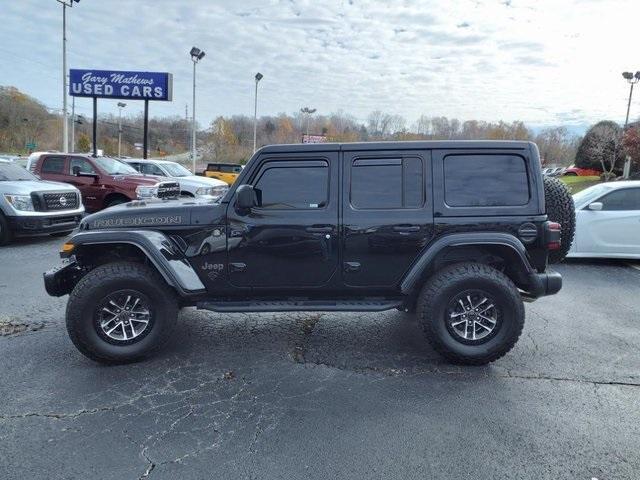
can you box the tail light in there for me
[546,221,561,250]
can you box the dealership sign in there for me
[69,69,173,101]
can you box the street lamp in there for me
[56,0,80,153]
[300,107,317,140]
[190,46,205,173]
[117,102,127,158]
[621,71,640,178]
[253,72,263,153]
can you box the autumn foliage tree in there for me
[575,121,625,178]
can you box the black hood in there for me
[80,198,226,230]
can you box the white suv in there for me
[124,159,228,199]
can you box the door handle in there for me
[306,225,333,233]
[393,225,420,233]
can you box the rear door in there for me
[342,150,434,288]
[226,152,339,289]
[38,155,69,184]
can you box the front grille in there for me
[157,182,180,199]
[32,192,79,211]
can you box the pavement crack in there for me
[0,406,114,420]
[290,313,322,364]
[139,446,155,480]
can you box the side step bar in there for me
[197,299,403,313]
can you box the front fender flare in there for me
[400,232,535,295]
[64,229,205,296]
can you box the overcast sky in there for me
[1,0,638,131]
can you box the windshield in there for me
[0,163,38,181]
[161,162,192,177]
[572,184,610,206]
[94,157,138,175]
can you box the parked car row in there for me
[0,153,233,245]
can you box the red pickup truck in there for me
[29,154,179,212]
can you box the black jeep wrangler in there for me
[44,141,574,365]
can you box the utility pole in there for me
[70,96,75,151]
[190,46,205,173]
[300,107,317,140]
[622,71,640,179]
[57,0,79,153]
[117,102,126,158]
[253,72,263,153]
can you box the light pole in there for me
[56,0,79,153]
[117,102,126,158]
[190,46,205,173]
[72,114,83,152]
[622,71,640,178]
[253,72,263,153]
[300,107,317,140]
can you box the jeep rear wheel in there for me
[543,176,575,263]
[66,261,178,364]
[416,262,524,365]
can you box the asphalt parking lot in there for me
[0,237,639,480]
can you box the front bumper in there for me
[8,213,83,236]
[44,261,83,297]
[525,270,562,298]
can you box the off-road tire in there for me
[0,212,13,246]
[416,262,524,365]
[66,261,178,364]
[543,176,575,263]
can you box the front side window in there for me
[599,188,640,211]
[70,157,96,174]
[350,157,424,209]
[41,156,66,174]
[140,163,165,176]
[254,163,328,209]
[444,154,529,207]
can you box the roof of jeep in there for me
[257,140,535,154]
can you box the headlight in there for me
[195,187,213,196]
[211,185,229,198]
[4,194,34,211]
[135,185,158,199]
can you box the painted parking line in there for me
[629,263,640,271]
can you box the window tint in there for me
[69,157,96,174]
[350,157,424,209]
[41,156,66,174]
[599,188,640,211]
[255,163,328,209]
[141,163,164,176]
[444,154,529,207]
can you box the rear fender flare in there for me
[400,232,534,295]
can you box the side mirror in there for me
[235,184,257,210]
[588,202,603,211]
[72,165,81,176]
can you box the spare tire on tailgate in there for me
[543,176,575,263]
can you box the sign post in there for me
[69,69,173,158]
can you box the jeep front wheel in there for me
[416,262,524,365]
[66,262,178,364]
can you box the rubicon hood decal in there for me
[91,215,183,229]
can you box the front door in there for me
[227,153,339,289]
[577,186,640,256]
[67,156,104,212]
[342,150,434,288]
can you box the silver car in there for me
[124,159,228,199]
[0,161,84,245]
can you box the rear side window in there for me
[599,188,640,211]
[41,156,66,174]
[255,163,328,209]
[351,157,424,209]
[444,154,529,207]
